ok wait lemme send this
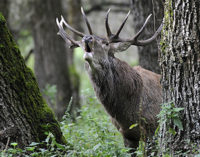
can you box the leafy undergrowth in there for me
[61,89,131,157]
[0,89,131,157]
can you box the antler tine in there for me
[56,17,79,48]
[131,14,152,41]
[113,11,131,38]
[61,15,85,37]
[109,13,163,46]
[105,8,112,37]
[133,22,163,46]
[81,7,93,35]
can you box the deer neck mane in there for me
[85,56,143,124]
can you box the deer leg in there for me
[123,136,139,157]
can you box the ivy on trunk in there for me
[159,0,200,155]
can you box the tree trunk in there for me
[66,0,83,65]
[159,0,200,155]
[0,0,9,20]
[65,0,82,118]
[0,14,66,149]
[130,0,164,73]
[31,0,79,120]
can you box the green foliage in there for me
[0,133,70,157]
[153,102,184,155]
[0,90,130,157]
[129,123,138,130]
[134,141,146,157]
[10,143,18,148]
[61,89,131,157]
[131,102,185,157]
[157,102,184,133]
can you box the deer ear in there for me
[110,42,132,53]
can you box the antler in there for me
[105,10,163,46]
[105,9,112,37]
[105,9,131,39]
[105,9,131,41]
[56,8,94,48]
[56,8,162,49]
[113,11,131,39]
[56,15,86,48]
[81,7,93,35]
[56,16,80,48]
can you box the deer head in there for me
[56,8,162,69]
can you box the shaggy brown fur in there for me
[85,56,162,150]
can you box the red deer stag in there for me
[56,8,162,153]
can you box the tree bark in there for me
[130,0,164,73]
[0,0,9,21]
[159,0,200,154]
[65,0,82,116]
[0,0,12,33]
[31,0,79,120]
[66,0,83,64]
[0,14,66,149]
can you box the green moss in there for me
[160,0,173,54]
[0,12,6,24]
[160,40,166,53]
[164,0,173,27]
[0,14,66,145]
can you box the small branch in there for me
[25,49,34,63]
[4,137,10,151]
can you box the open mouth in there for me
[83,35,93,53]
[85,42,91,53]
[83,42,93,62]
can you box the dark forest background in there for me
[1,0,199,156]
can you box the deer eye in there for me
[101,40,109,46]
[103,41,109,46]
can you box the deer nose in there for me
[83,36,93,43]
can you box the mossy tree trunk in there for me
[0,13,66,149]
[159,0,200,154]
[130,0,164,73]
[30,0,80,120]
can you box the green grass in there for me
[61,89,131,157]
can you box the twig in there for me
[4,137,10,151]
[25,49,34,63]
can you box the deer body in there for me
[85,57,162,148]
[56,8,163,152]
